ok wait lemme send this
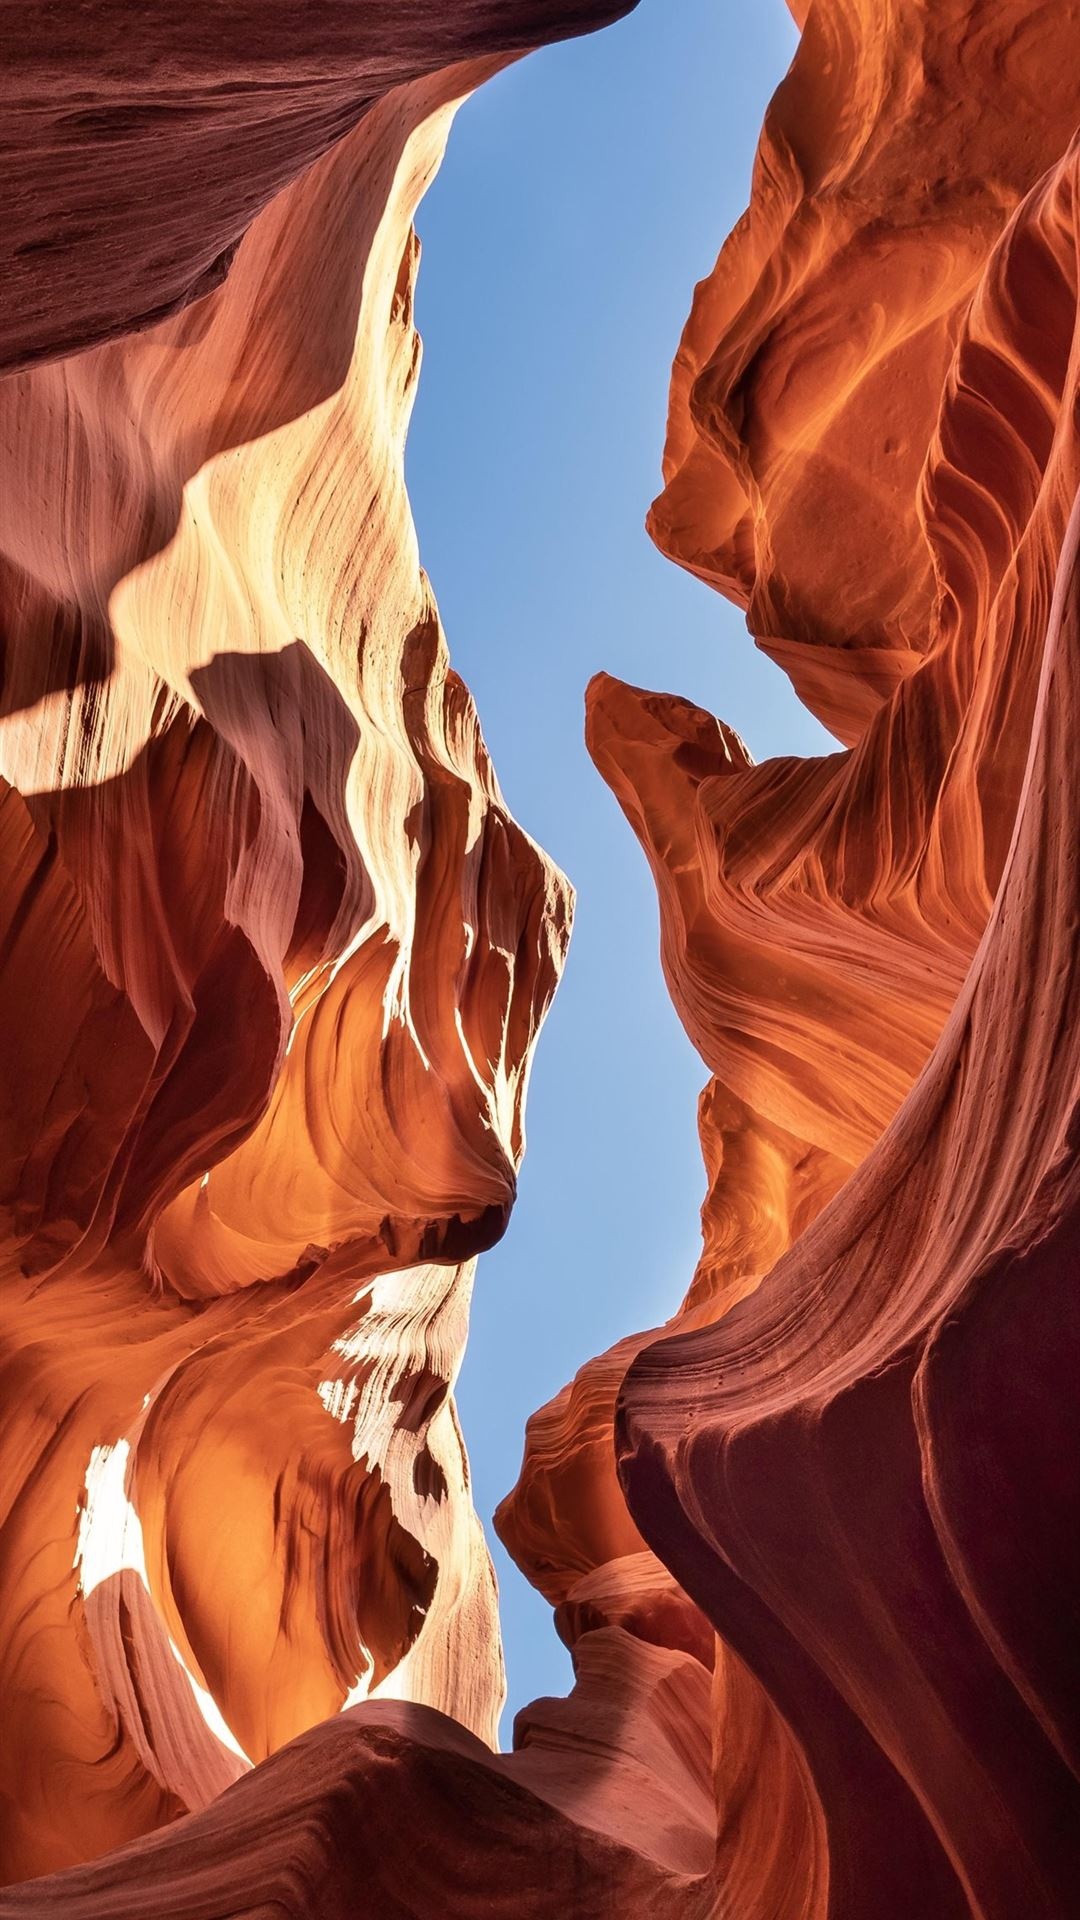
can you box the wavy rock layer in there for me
[648,0,1080,745]
[507,5,1080,1916]
[5,0,1080,1915]
[0,1,633,373]
[2,5,740,1910]
[0,37,582,1891]
[500,5,1080,1917]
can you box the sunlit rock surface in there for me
[4,0,1080,1914]
[544,3,1080,1915]
[0,26,587,1893]
[648,0,1080,745]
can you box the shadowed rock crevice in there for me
[3,0,1080,1914]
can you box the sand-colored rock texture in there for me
[2,1,1079,1915]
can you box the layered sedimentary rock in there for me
[508,4,1080,1915]
[1,4,734,1909]
[1,1,634,374]
[648,0,1080,746]
[0,17,586,1893]
[5,0,1080,1915]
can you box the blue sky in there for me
[406,0,830,1737]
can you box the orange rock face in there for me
[503,3,1080,1913]
[0,33,580,1893]
[3,1,1080,1915]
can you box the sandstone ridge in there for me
[3,4,1078,1916]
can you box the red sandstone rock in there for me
[0,2,634,373]
[5,0,1080,1914]
[598,11,1080,1915]
[0,45,572,1889]
[501,7,1080,1914]
[615,142,1080,1907]
[649,0,1080,744]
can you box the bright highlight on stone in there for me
[1,2,1078,1915]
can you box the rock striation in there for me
[501,3,1080,1913]
[3,1,1080,1916]
[0,27,586,1892]
[0,2,634,374]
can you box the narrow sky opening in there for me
[406,0,830,1738]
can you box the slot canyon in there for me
[1,2,1078,1914]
